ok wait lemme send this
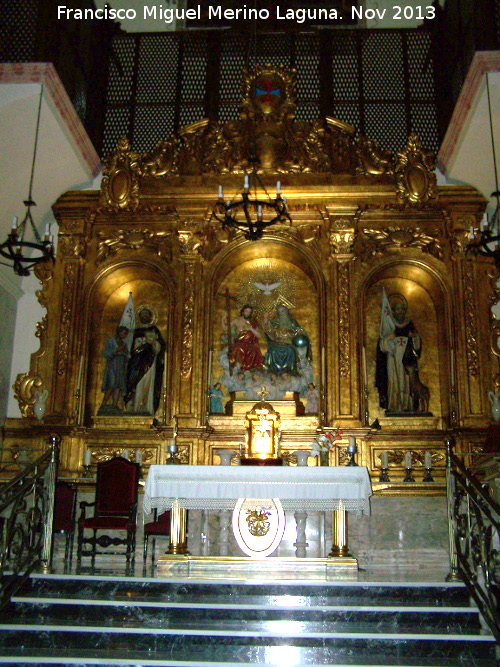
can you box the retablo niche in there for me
[242,400,282,466]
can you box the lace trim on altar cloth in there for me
[143,496,370,516]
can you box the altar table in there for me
[144,465,372,558]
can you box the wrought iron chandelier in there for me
[213,164,291,241]
[0,85,54,276]
[468,72,500,268]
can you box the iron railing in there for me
[0,435,59,608]
[446,436,500,643]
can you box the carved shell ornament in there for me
[394,133,437,205]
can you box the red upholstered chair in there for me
[77,457,140,570]
[143,509,171,568]
[53,481,77,570]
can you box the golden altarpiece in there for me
[4,66,498,496]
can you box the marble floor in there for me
[51,541,453,584]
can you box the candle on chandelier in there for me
[244,174,249,189]
[11,216,17,230]
[405,451,412,469]
[44,224,50,241]
[218,185,223,199]
[276,180,281,195]
[257,205,262,220]
[481,213,488,230]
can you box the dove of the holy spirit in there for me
[254,282,281,296]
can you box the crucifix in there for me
[257,385,270,401]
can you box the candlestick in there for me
[423,451,434,482]
[405,451,412,469]
[404,451,415,482]
[167,439,177,465]
[82,448,92,477]
[346,437,358,466]
[379,450,390,483]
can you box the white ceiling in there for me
[0,64,101,287]
[438,52,500,214]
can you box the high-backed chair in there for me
[77,457,140,570]
[143,509,171,569]
[53,481,77,570]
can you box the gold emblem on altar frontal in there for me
[246,507,271,537]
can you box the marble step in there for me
[0,574,496,667]
[0,632,496,666]
[2,601,482,635]
[18,574,474,607]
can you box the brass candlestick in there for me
[379,467,390,483]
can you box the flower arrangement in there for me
[311,427,343,465]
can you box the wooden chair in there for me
[143,509,171,568]
[77,457,140,570]
[53,481,77,570]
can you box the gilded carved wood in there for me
[4,66,495,495]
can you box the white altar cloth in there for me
[143,465,372,515]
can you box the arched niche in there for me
[208,239,324,412]
[84,261,173,423]
[362,260,451,425]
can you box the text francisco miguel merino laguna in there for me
[57,4,437,24]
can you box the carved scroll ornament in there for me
[353,227,444,262]
[96,229,175,265]
[13,373,43,418]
